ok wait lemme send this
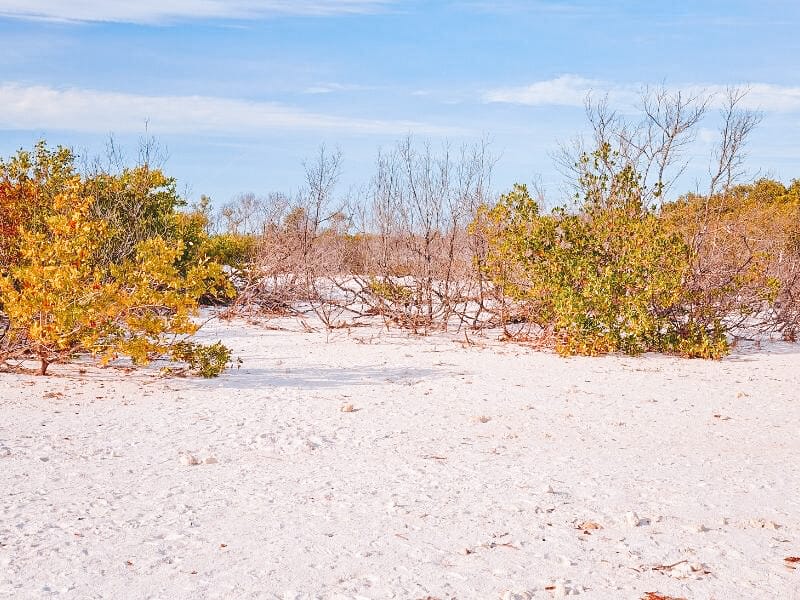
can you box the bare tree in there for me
[219,192,271,235]
[354,136,495,332]
[556,86,710,208]
[707,87,762,197]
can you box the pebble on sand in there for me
[179,453,201,466]
[624,511,642,527]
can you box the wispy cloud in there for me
[0,83,460,136]
[0,0,393,24]
[484,75,633,107]
[460,1,591,16]
[302,82,376,95]
[485,75,800,113]
[704,83,800,113]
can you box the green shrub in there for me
[476,147,730,358]
[201,233,258,275]
[0,187,234,374]
[170,340,235,378]
[86,165,186,266]
[368,278,415,305]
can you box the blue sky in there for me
[1,0,799,205]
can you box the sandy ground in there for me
[1,316,799,599]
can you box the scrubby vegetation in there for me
[663,178,800,342]
[3,87,798,373]
[475,171,725,358]
[221,87,799,359]
[0,142,235,376]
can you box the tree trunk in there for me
[39,358,49,376]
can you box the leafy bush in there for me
[662,178,800,340]
[85,165,186,266]
[0,142,236,376]
[0,142,77,266]
[170,340,235,378]
[476,147,730,358]
[201,233,258,276]
[1,141,229,276]
[0,185,233,374]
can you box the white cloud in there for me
[302,82,375,95]
[0,0,392,24]
[484,74,636,107]
[705,83,800,113]
[0,82,460,136]
[462,1,590,16]
[486,75,800,113]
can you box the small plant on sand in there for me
[170,340,235,378]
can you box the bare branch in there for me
[708,86,763,197]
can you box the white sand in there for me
[1,316,799,599]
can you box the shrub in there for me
[476,147,730,358]
[662,178,800,340]
[170,340,235,378]
[0,183,233,375]
[1,141,229,278]
[0,142,78,266]
[201,233,258,276]
[85,165,186,266]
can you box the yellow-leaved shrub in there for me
[662,179,800,340]
[0,182,233,375]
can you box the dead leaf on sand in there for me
[575,520,603,533]
[641,594,687,600]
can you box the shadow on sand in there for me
[184,364,450,391]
